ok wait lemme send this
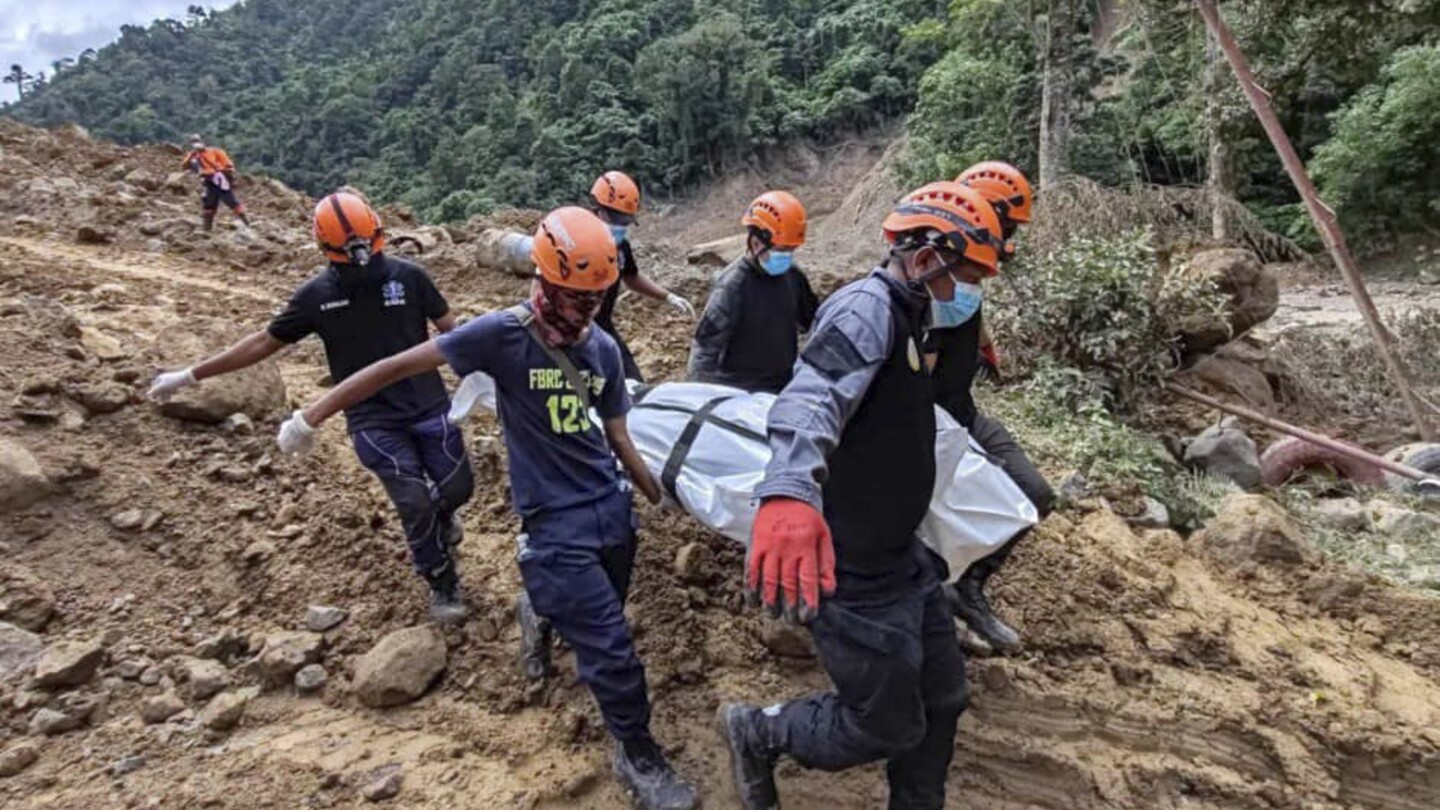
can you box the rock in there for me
[258,631,324,686]
[193,629,245,663]
[1184,419,1262,490]
[1125,497,1171,529]
[79,327,127,361]
[223,413,255,435]
[0,742,40,777]
[139,666,163,686]
[686,233,747,268]
[760,622,815,659]
[154,320,286,424]
[178,657,230,701]
[1310,498,1371,533]
[110,509,146,531]
[71,383,131,415]
[1199,494,1314,566]
[141,692,185,724]
[33,640,106,688]
[305,605,349,633]
[353,626,447,708]
[242,540,277,566]
[199,689,252,731]
[76,225,115,245]
[1177,248,1279,351]
[214,466,253,484]
[0,566,55,631]
[361,769,403,802]
[1372,504,1440,540]
[0,623,44,684]
[29,707,79,736]
[1184,356,1274,409]
[116,658,150,680]
[111,754,146,776]
[1057,470,1090,503]
[294,664,328,693]
[0,439,50,514]
[674,543,712,585]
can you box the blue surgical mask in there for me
[930,281,982,328]
[608,224,630,245]
[761,250,794,276]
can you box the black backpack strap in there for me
[511,305,592,411]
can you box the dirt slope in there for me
[0,121,1438,810]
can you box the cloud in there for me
[0,1,237,98]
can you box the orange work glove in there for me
[747,498,837,624]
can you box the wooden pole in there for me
[1166,383,1437,485]
[1193,0,1435,442]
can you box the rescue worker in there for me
[588,170,696,381]
[181,134,251,232]
[718,182,1006,810]
[928,162,1056,651]
[275,207,698,810]
[147,192,473,623]
[687,191,818,394]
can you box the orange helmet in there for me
[590,171,641,217]
[742,191,807,250]
[882,181,1004,275]
[314,192,386,265]
[957,162,1034,224]
[530,207,619,292]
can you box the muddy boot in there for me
[613,736,698,810]
[717,703,779,810]
[948,575,1019,652]
[237,213,252,229]
[516,591,552,680]
[426,564,468,625]
[201,212,215,233]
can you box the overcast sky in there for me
[1,1,239,101]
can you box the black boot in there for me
[201,212,215,233]
[717,703,779,810]
[613,736,698,810]
[948,567,1019,652]
[426,563,468,625]
[516,591,552,680]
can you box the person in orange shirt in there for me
[182,134,251,232]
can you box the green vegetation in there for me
[4,0,941,221]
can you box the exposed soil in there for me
[1,121,1438,810]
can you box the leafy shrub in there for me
[1311,45,1440,252]
[987,229,1229,408]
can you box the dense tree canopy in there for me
[6,0,941,220]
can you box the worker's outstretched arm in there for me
[147,329,284,402]
[304,341,444,428]
[605,417,661,505]
[749,286,893,623]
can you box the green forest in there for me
[4,0,1439,252]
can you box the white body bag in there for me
[449,376,1037,581]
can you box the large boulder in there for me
[33,640,106,688]
[353,626,447,708]
[1183,418,1262,491]
[1177,248,1279,352]
[152,320,286,424]
[0,439,50,514]
[0,566,55,631]
[1184,356,1274,409]
[686,233,747,268]
[1198,494,1315,566]
[0,622,43,685]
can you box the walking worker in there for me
[181,134,251,232]
[718,182,1006,810]
[273,207,698,810]
[687,190,818,393]
[147,191,473,623]
[929,161,1056,651]
[588,170,695,381]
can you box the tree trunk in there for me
[1038,0,1076,189]
[1204,27,1232,241]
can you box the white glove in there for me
[447,372,495,424]
[666,293,696,319]
[277,410,317,456]
[147,368,197,403]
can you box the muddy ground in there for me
[0,121,1438,809]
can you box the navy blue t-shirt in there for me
[436,305,631,518]
[268,254,450,434]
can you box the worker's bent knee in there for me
[438,458,475,506]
